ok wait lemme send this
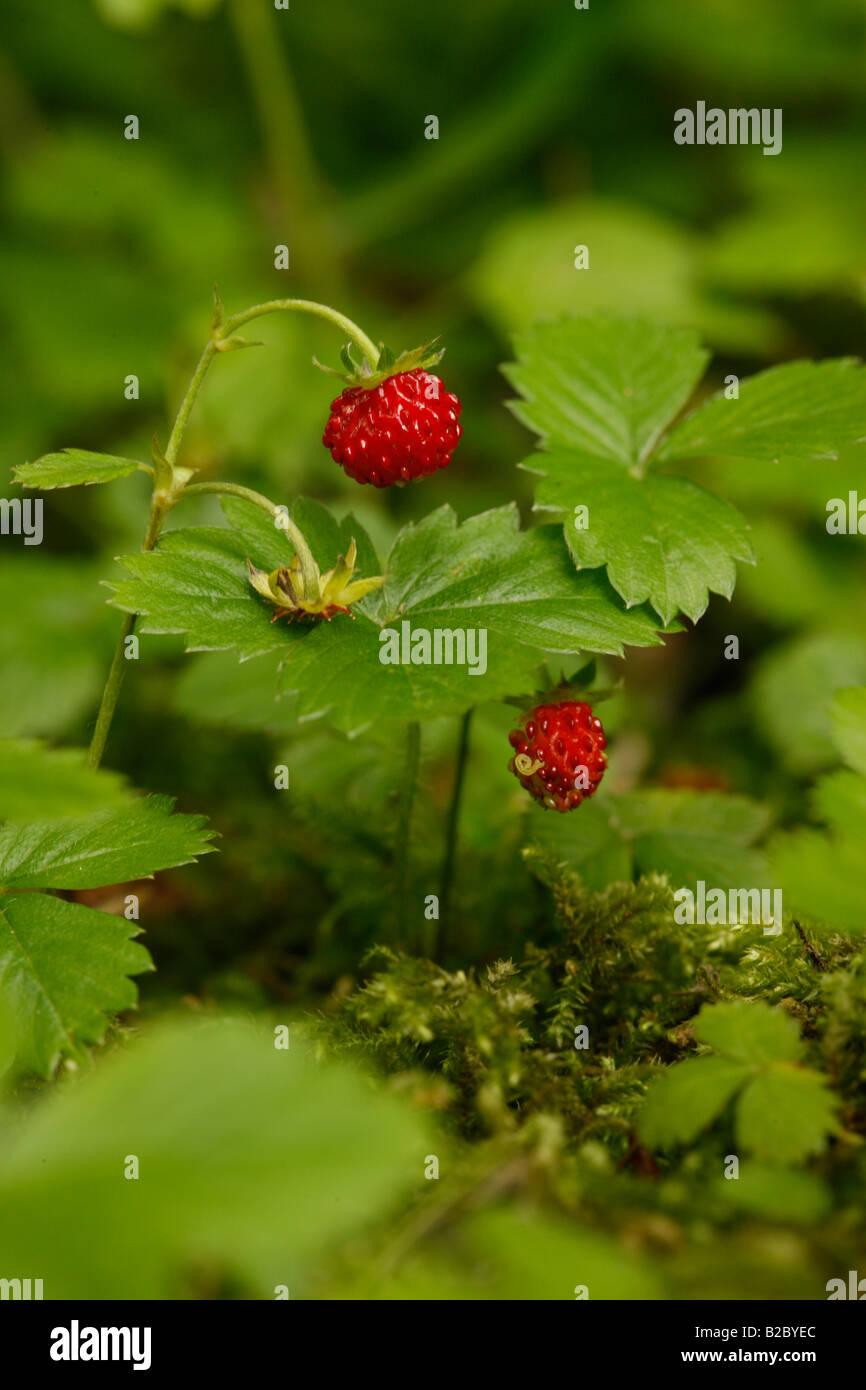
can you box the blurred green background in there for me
[2,0,866,1301]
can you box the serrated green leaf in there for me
[13,448,148,489]
[736,1066,837,1163]
[831,687,866,775]
[694,1000,802,1065]
[0,795,216,890]
[638,1056,750,1148]
[530,450,754,622]
[108,500,667,732]
[0,740,131,824]
[0,1018,428,1297]
[0,895,152,1079]
[505,316,709,467]
[659,359,866,464]
[531,788,770,891]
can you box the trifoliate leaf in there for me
[659,359,866,463]
[508,316,753,623]
[0,894,152,1079]
[529,451,754,622]
[736,1067,837,1164]
[640,1001,839,1162]
[13,448,148,489]
[107,499,668,732]
[0,795,216,890]
[694,1000,802,1065]
[0,740,131,824]
[505,316,708,468]
[638,1056,750,1148]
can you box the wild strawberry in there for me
[508,700,607,812]
[323,367,461,487]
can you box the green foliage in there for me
[0,894,151,1079]
[0,559,117,739]
[0,797,214,1076]
[639,1001,838,1164]
[109,496,668,730]
[326,873,728,1143]
[0,1017,428,1297]
[0,796,215,890]
[528,787,770,891]
[0,739,131,822]
[658,360,866,463]
[506,318,709,466]
[772,687,866,933]
[750,634,866,775]
[510,316,756,623]
[14,448,148,489]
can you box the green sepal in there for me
[314,337,446,391]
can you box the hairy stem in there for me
[164,340,217,466]
[222,298,378,367]
[180,480,320,599]
[394,722,421,940]
[436,707,473,954]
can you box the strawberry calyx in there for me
[247,537,384,624]
[313,338,445,391]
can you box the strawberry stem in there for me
[394,721,421,940]
[219,298,379,368]
[436,707,473,958]
[179,481,321,602]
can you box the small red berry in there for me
[508,700,607,812]
[322,368,462,487]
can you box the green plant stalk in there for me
[86,493,170,769]
[87,296,379,769]
[228,0,338,291]
[394,722,421,940]
[436,707,473,952]
[180,480,320,599]
[222,299,378,366]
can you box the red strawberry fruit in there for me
[323,368,461,487]
[508,700,607,812]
